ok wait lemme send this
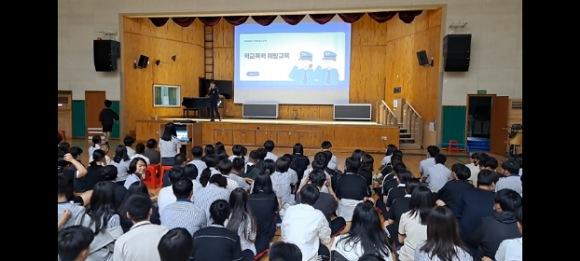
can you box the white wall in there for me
[58,0,521,104]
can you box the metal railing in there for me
[402,102,423,146]
[377,100,398,125]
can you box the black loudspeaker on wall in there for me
[443,34,471,72]
[416,50,431,66]
[136,55,149,68]
[94,40,120,71]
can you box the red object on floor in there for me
[448,140,460,152]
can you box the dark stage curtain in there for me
[171,17,195,27]
[252,15,277,26]
[224,16,249,26]
[281,15,306,25]
[149,18,169,27]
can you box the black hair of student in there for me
[86,181,117,235]
[174,153,187,166]
[393,162,408,174]
[173,177,193,200]
[249,149,259,161]
[218,159,233,174]
[58,225,95,261]
[515,206,522,223]
[385,144,398,156]
[166,167,184,185]
[204,144,216,156]
[420,206,465,261]
[299,184,320,205]
[183,164,198,180]
[113,145,130,163]
[501,159,520,175]
[91,135,102,147]
[434,154,447,165]
[209,199,230,225]
[124,193,152,222]
[495,189,522,212]
[408,184,435,224]
[209,174,227,188]
[311,157,326,171]
[261,159,276,175]
[275,157,291,173]
[477,169,498,186]
[90,149,106,167]
[158,228,193,261]
[241,146,248,156]
[351,149,364,161]
[427,145,440,157]
[269,241,302,261]
[264,140,275,152]
[321,140,332,149]
[390,154,403,166]
[252,173,274,194]
[199,168,212,187]
[293,143,304,155]
[146,138,158,149]
[161,123,177,141]
[203,155,219,168]
[360,153,374,172]
[215,141,226,153]
[358,253,386,261]
[482,156,498,170]
[102,99,112,107]
[470,152,480,160]
[309,169,327,188]
[191,146,203,158]
[405,178,422,194]
[59,141,71,154]
[345,156,361,173]
[314,151,330,166]
[231,144,243,156]
[338,201,391,258]
[69,146,84,159]
[451,163,471,181]
[128,157,147,174]
[256,147,268,160]
[123,135,135,146]
[392,149,404,159]
[227,188,257,242]
[101,165,118,181]
[135,143,145,154]
[396,170,413,185]
[232,157,245,172]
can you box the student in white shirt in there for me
[425,154,452,193]
[495,207,522,261]
[282,184,331,261]
[398,185,435,261]
[159,123,181,166]
[420,146,440,179]
[157,167,186,213]
[226,188,258,259]
[124,135,136,157]
[381,144,398,167]
[264,140,278,162]
[124,157,147,189]
[496,159,522,197]
[131,143,150,165]
[464,152,482,186]
[321,141,338,170]
[88,135,101,163]
[110,145,131,184]
[331,201,391,261]
[188,146,207,179]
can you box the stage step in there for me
[400,143,422,150]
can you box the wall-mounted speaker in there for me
[416,50,430,66]
[443,34,471,71]
[333,104,372,121]
[136,55,149,68]
[242,104,278,119]
[94,40,120,71]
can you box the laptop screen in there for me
[175,124,189,142]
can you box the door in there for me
[490,96,509,155]
[58,91,72,140]
[85,91,106,137]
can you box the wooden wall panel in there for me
[428,9,443,28]
[122,17,204,135]
[412,11,429,33]
[352,15,388,46]
[214,19,234,48]
[386,14,415,41]
[350,46,386,120]
[409,30,430,120]
[425,25,442,122]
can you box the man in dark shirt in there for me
[191,199,242,261]
[437,163,474,216]
[475,189,522,260]
[456,169,499,258]
[335,157,370,201]
[98,100,119,142]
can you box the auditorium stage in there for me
[135,118,399,154]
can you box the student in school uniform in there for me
[424,154,452,193]
[419,145,440,179]
[437,163,474,217]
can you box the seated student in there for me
[331,201,391,261]
[124,157,147,189]
[161,177,206,236]
[437,163,474,216]
[248,173,279,253]
[480,156,498,173]
[191,200,243,261]
[419,145,440,179]
[144,138,161,165]
[109,145,132,185]
[282,184,332,261]
[226,188,258,261]
[157,167,185,213]
[229,157,251,190]
[203,155,221,176]
[398,185,435,261]
[415,206,472,261]
[131,142,150,165]
[495,207,522,261]
[299,152,333,194]
[114,194,169,261]
[379,155,405,210]
[118,182,161,232]
[384,170,413,214]
[271,157,297,208]
[475,189,522,260]
[217,159,241,192]
[358,153,375,186]
[496,159,522,197]
[464,152,481,185]
[336,157,370,222]
[269,241,303,261]
[384,179,420,245]
[380,144,398,167]
[321,140,338,170]
[457,169,499,258]
[290,143,310,182]
[193,174,231,225]
[100,165,127,210]
[88,135,101,163]
[424,154,452,193]
[245,148,267,179]
[74,149,106,194]
[158,228,193,261]
[58,175,86,229]
[228,144,246,162]
[58,226,95,261]
[264,140,278,161]
[160,124,181,166]
[124,135,137,157]
[187,146,207,178]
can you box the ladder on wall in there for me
[204,25,214,79]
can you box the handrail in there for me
[377,100,398,125]
[381,100,397,119]
[405,103,422,119]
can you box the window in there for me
[153,84,180,107]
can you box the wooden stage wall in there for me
[122,10,442,136]
[136,120,399,153]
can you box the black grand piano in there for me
[181,97,211,118]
